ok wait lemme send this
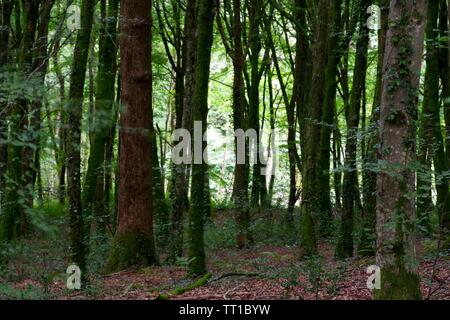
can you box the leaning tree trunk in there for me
[106,0,157,272]
[375,0,426,300]
[187,0,215,277]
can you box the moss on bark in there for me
[374,265,422,300]
[105,231,157,273]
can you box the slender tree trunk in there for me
[375,0,426,300]
[337,0,370,259]
[0,0,12,213]
[299,0,329,257]
[317,0,343,236]
[294,0,310,168]
[169,0,197,260]
[248,0,265,208]
[82,0,119,235]
[188,0,215,277]
[66,0,95,272]
[229,0,251,248]
[360,0,389,256]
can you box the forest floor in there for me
[0,209,449,300]
[2,240,449,300]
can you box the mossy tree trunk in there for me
[438,0,450,232]
[248,0,267,208]
[375,0,426,300]
[106,0,158,272]
[82,0,119,236]
[0,0,12,216]
[2,0,39,241]
[317,0,343,237]
[299,0,329,257]
[66,0,95,272]
[337,0,370,259]
[360,0,389,256]
[169,0,197,260]
[187,0,214,277]
[423,0,450,233]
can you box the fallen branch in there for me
[157,273,212,300]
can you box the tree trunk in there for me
[375,0,426,300]
[299,0,329,257]
[66,0,95,272]
[188,0,215,277]
[82,0,119,235]
[317,0,343,236]
[248,0,266,208]
[106,0,158,272]
[337,0,370,259]
[0,0,12,214]
[360,0,389,256]
[169,0,197,261]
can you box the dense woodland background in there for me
[0,0,449,300]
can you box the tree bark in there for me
[66,0,95,272]
[188,0,215,277]
[82,0,119,235]
[337,0,370,259]
[375,0,426,300]
[106,0,158,272]
[299,0,329,257]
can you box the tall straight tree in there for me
[82,0,119,235]
[169,0,197,260]
[0,0,12,214]
[188,0,215,276]
[375,0,426,300]
[66,0,95,272]
[337,0,370,259]
[418,0,450,233]
[316,0,343,235]
[299,0,329,256]
[248,0,267,208]
[106,0,157,272]
[360,0,389,255]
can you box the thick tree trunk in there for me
[106,0,157,272]
[375,0,426,300]
[188,0,215,277]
